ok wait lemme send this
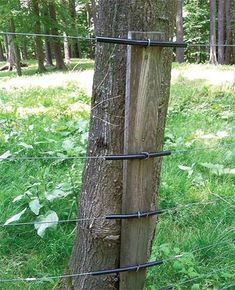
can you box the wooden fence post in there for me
[120,31,164,290]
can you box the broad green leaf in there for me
[62,139,74,150]
[13,194,25,203]
[0,151,11,161]
[178,164,194,176]
[29,198,42,215]
[201,163,235,176]
[191,284,200,290]
[4,208,27,225]
[19,142,33,149]
[34,211,59,238]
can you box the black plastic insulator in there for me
[105,210,164,220]
[96,36,187,48]
[104,150,171,161]
[91,260,164,276]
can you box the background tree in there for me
[176,0,184,63]
[0,40,6,61]
[69,0,81,58]
[30,0,46,72]
[184,0,210,63]
[218,0,225,64]
[48,0,66,70]
[225,0,233,64]
[57,1,176,290]
[209,0,217,64]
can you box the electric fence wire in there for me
[0,142,234,162]
[1,31,235,47]
[0,237,234,283]
[0,198,231,228]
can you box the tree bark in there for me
[176,0,184,63]
[0,41,6,61]
[57,1,176,290]
[218,0,225,64]
[209,0,217,64]
[48,1,66,70]
[31,0,46,72]
[225,0,232,64]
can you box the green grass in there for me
[0,61,234,289]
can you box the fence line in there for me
[0,142,234,162]
[2,199,232,228]
[0,31,235,47]
[0,238,233,283]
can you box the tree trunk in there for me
[218,0,225,64]
[21,42,28,60]
[7,35,15,70]
[31,0,46,72]
[42,2,54,66]
[0,41,6,61]
[86,2,95,59]
[48,1,66,70]
[57,1,176,290]
[45,38,54,66]
[176,0,184,63]
[225,0,232,64]
[209,0,217,64]
[9,18,22,76]
[60,0,71,64]
[69,0,81,58]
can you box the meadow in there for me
[0,60,234,290]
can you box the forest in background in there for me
[0,0,234,77]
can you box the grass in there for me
[0,60,234,290]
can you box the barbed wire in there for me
[0,142,234,162]
[0,237,233,283]
[1,198,233,228]
[0,31,235,47]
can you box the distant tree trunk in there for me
[48,1,66,70]
[9,18,22,76]
[69,0,81,58]
[21,42,28,60]
[61,0,71,64]
[225,0,232,64]
[176,0,184,63]
[45,38,54,66]
[63,33,70,64]
[56,1,176,290]
[42,2,54,66]
[218,0,225,64]
[31,0,46,72]
[86,2,95,59]
[0,41,6,61]
[210,0,217,64]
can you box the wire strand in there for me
[0,238,233,283]
[0,142,234,162]
[0,31,235,47]
[1,198,233,228]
